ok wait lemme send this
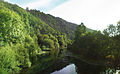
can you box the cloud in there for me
[4,0,14,4]
[4,0,53,10]
[5,0,120,31]
[48,0,120,31]
[22,0,69,12]
[4,0,69,12]
[22,0,52,9]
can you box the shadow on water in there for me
[73,59,105,74]
[23,50,106,74]
[38,57,70,74]
[39,55,105,74]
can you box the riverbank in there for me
[19,49,120,74]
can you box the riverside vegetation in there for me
[0,0,120,74]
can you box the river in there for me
[38,52,105,74]
[22,50,119,74]
[51,64,77,74]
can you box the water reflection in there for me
[40,58,105,74]
[50,60,104,74]
[38,55,105,74]
[51,64,77,74]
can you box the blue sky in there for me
[5,0,69,12]
[4,0,120,31]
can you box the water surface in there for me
[51,64,77,74]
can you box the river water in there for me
[51,64,77,74]
[24,51,119,74]
[38,56,105,74]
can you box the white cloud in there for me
[48,0,120,31]
[4,0,9,1]
[4,0,14,4]
[22,0,52,9]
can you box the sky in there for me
[4,0,69,12]
[4,0,120,31]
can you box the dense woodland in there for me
[69,23,120,69]
[0,0,120,74]
[0,1,70,73]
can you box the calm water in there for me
[39,56,105,74]
[22,51,119,74]
[51,64,77,74]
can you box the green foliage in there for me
[75,23,87,40]
[71,30,108,62]
[0,1,69,73]
[103,24,118,36]
[29,9,76,39]
[0,7,25,43]
[0,69,8,74]
[29,10,94,39]
[103,24,120,68]
[69,23,120,68]
[0,44,20,73]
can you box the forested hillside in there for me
[1,0,119,74]
[29,10,93,39]
[0,1,69,73]
[29,9,77,39]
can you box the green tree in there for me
[70,24,110,64]
[0,44,20,73]
[103,24,117,36]
[75,23,87,40]
[0,8,25,43]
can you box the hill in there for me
[0,0,94,73]
[28,9,94,39]
[0,1,68,73]
[29,9,77,39]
